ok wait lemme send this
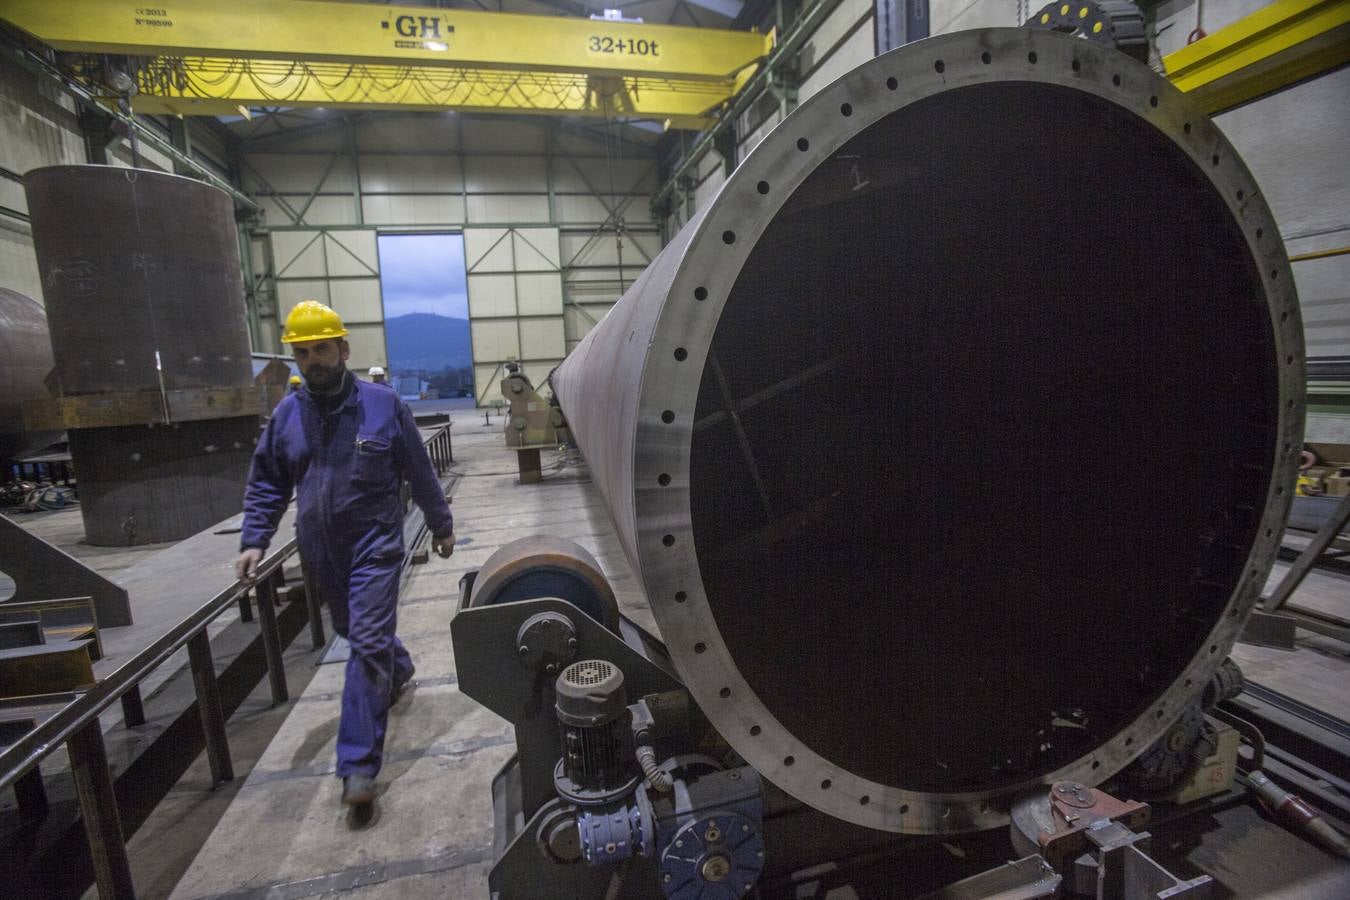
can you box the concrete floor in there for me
[162,409,647,900]
[43,407,1346,899]
[1232,559,1350,720]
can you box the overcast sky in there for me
[377,233,468,320]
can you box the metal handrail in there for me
[0,421,454,793]
[0,537,297,794]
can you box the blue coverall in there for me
[241,378,453,778]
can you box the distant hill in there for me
[384,313,472,372]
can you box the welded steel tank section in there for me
[23,166,260,546]
[0,288,60,461]
[551,28,1303,835]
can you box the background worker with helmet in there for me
[368,365,388,385]
[235,300,455,807]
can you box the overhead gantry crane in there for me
[0,0,774,127]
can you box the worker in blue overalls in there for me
[236,300,455,806]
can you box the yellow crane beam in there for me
[1164,0,1350,114]
[1,0,771,82]
[127,57,744,125]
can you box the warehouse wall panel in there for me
[275,279,330,308]
[363,193,465,226]
[460,119,548,154]
[344,323,389,370]
[244,153,356,194]
[305,196,362,227]
[798,14,875,102]
[520,317,567,359]
[323,231,379,278]
[467,273,519,318]
[928,0,1013,34]
[272,230,329,279]
[471,319,521,363]
[465,228,516,272]
[516,272,565,315]
[513,228,562,269]
[360,154,461,194]
[797,0,874,101]
[552,158,655,193]
[0,55,85,300]
[0,227,42,303]
[327,279,384,325]
[555,194,612,224]
[1214,61,1350,359]
[464,156,548,193]
[1215,66,1350,253]
[554,131,624,158]
[357,116,462,153]
[466,193,551,224]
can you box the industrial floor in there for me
[10,407,1344,899]
[159,409,652,900]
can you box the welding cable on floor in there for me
[25,484,79,511]
[1246,770,1350,859]
[1,480,38,508]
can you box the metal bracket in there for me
[1239,609,1298,649]
[1084,819,1213,899]
[1037,782,1151,871]
[0,514,131,627]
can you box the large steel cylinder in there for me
[24,166,258,545]
[0,288,60,460]
[552,28,1304,834]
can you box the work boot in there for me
[342,774,377,806]
[392,667,415,705]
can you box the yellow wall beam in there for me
[1,0,771,82]
[129,58,729,125]
[1164,0,1350,113]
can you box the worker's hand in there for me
[432,532,455,558]
[236,547,264,585]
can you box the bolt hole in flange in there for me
[688,79,1281,796]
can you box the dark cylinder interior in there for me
[690,83,1278,794]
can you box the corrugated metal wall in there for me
[241,115,660,400]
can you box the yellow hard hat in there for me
[281,300,349,344]
[288,374,303,385]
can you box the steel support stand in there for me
[68,720,135,900]
[255,573,289,705]
[1265,492,1350,610]
[14,764,49,820]
[187,629,234,786]
[300,557,325,650]
[517,449,542,484]
[119,686,146,728]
